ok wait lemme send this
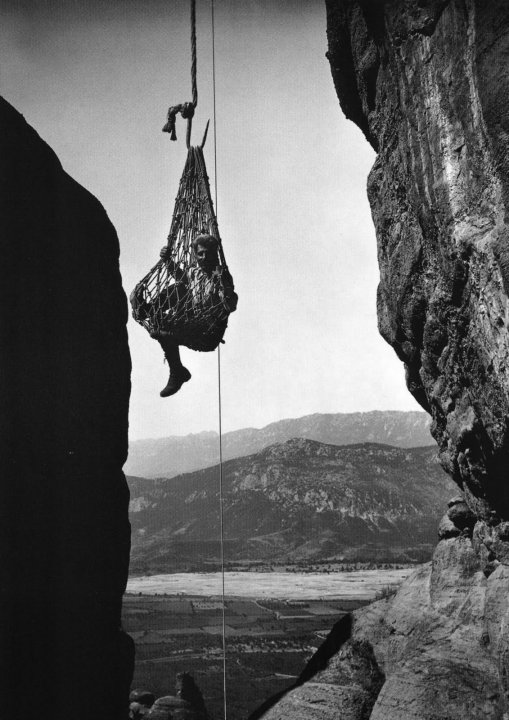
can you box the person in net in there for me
[152,232,238,397]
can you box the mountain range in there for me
[125,410,433,479]
[127,437,457,575]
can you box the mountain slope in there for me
[125,410,432,478]
[128,438,456,574]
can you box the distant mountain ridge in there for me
[125,410,433,478]
[127,437,456,574]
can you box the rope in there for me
[190,0,197,107]
[162,0,198,143]
[210,3,227,718]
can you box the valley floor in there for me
[123,568,416,718]
[125,567,413,599]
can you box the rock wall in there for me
[258,537,509,720]
[326,0,509,521]
[255,2,509,718]
[0,97,133,719]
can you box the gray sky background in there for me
[1,0,421,441]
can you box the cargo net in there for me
[130,145,234,352]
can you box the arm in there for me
[160,246,187,284]
[222,269,238,312]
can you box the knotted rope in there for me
[162,0,198,146]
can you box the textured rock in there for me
[438,512,460,539]
[0,97,132,719]
[260,537,506,719]
[147,673,209,720]
[447,498,476,531]
[257,638,384,720]
[256,3,509,719]
[326,0,509,521]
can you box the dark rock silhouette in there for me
[0,96,132,719]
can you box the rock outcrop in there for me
[259,534,507,720]
[256,2,509,718]
[0,97,133,719]
[145,673,209,720]
[326,0,509,521]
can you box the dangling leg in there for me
[157,338,191,397]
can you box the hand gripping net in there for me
[130,145,235,352]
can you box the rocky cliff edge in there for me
[257,1,509,717]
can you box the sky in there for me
[1,0,422,441]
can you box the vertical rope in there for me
[217,348,227,720]
[211,2,227,719]
[190,0,198,108]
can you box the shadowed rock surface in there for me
[327,0,509,521]
[256,1,509,718]
[0,97,133,719]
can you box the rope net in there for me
[130,145,235,352]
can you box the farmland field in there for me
[122,595,359,719]
[123,568,415,718]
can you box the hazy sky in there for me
[1,0,421,440]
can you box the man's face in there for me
[195,243,218,271]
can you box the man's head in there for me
[192,233,219,271]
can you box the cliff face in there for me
[256,2,509,718]
[326,0,509,522]
[258,537,509,720]
[0,97,133,719]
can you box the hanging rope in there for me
[162,0,198,145]
[131,3,231,713]
[208,2,228,717]
[131,0,238,354]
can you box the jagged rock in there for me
[257,638,384,720]
[258,538,503,719]
[256,2,509,718]
[130,702,150,719]
[447,499,476,532]
[129,690,156,708]
[130,690,156,717]
[490,527,509,566]
[147,696,207,720]
[438,513,460,539]
[0,96,132,718]
[326,0,509,520]
[146,674,208,720]
[146,697,194,720]
[448,496,465,508]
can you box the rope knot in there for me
[162,102,196,141]
[181,102,195,119]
